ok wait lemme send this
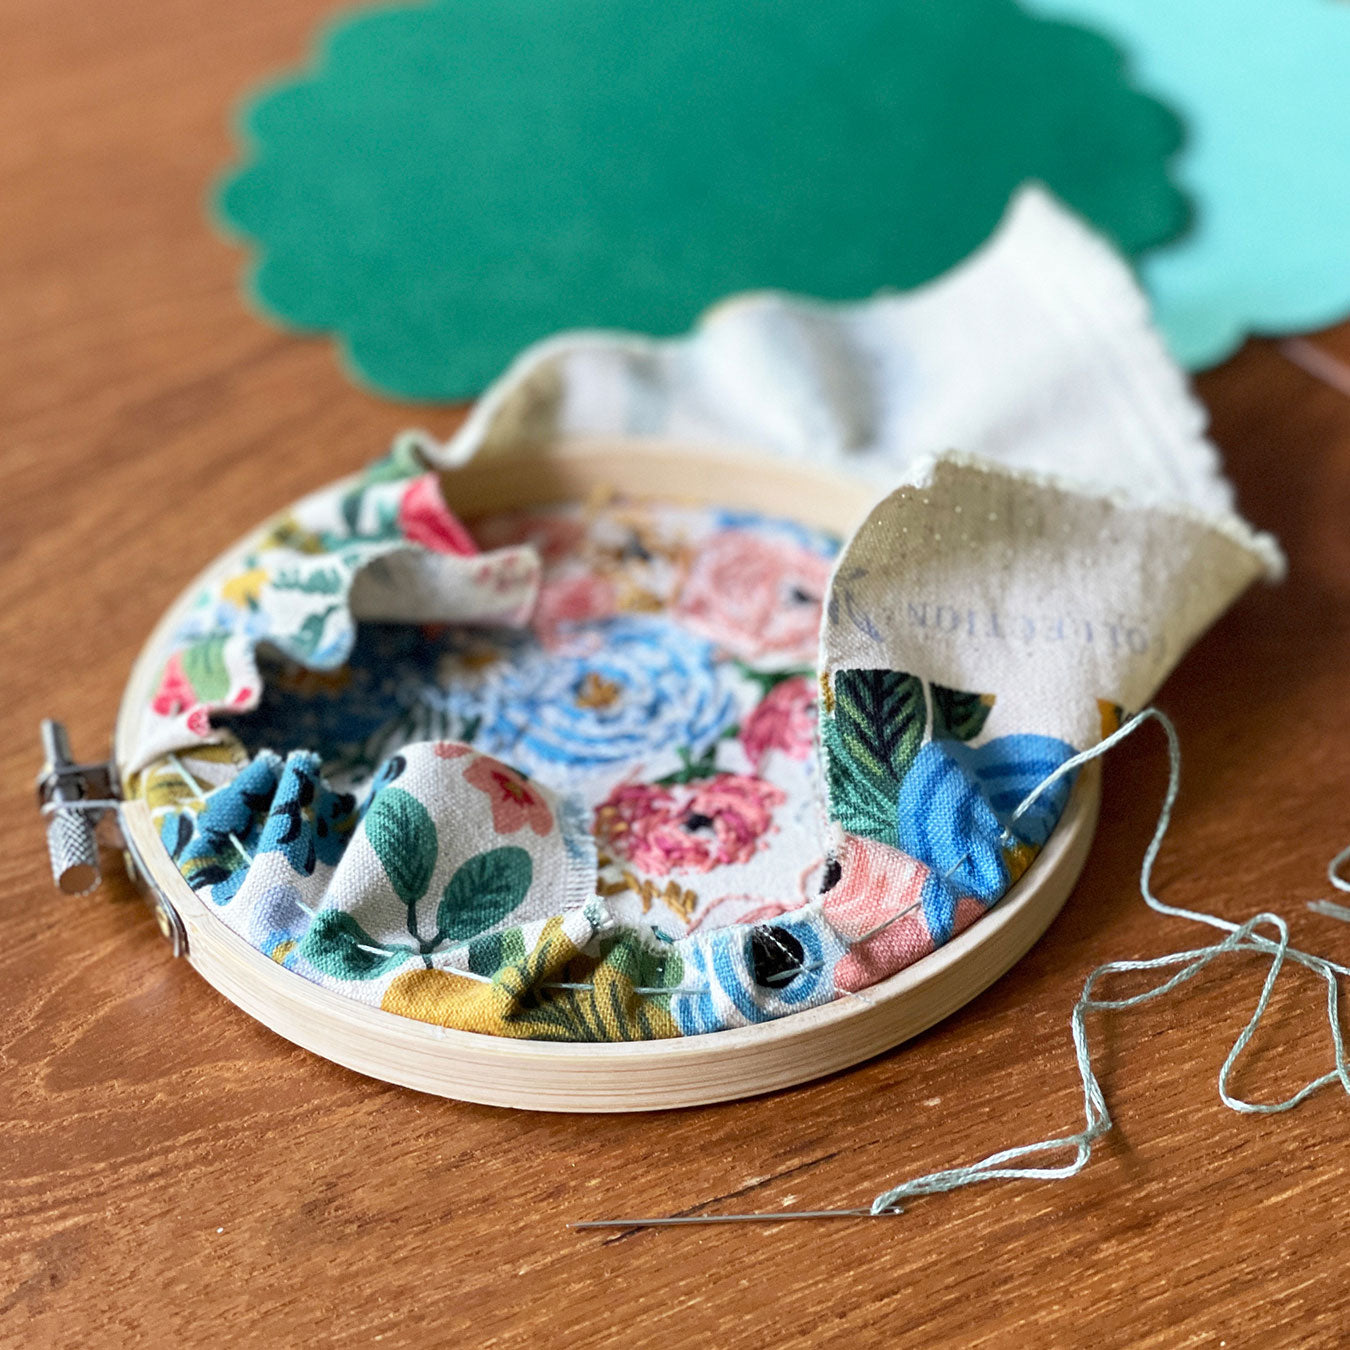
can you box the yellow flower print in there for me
[381,917,681,1041]
[1002,837,1038,886]
[221,566,268,609]
[1098,698,1125,738]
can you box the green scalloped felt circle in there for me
[216,0,1187,400]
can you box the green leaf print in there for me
[437,846,533,944]
[360,438,424,487]
[822,668,927,845]
[365,787,438,907]
[270,566,344,595]
[465,924,529,977]
[180,635,232,703]
[298,910,411,980]
[930,683,994,742]
[290,605,340,658]
[338,485,364,537]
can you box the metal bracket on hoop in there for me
[36,719,187,956]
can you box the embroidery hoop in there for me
[110,441,1101,1111]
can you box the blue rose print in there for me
[436,616,739,778]
[898,734,1076,943]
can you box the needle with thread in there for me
[571,1208,902,1230]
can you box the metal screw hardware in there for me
[36,719,117,895]
[37,719,187,956]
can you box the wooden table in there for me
[4,3,1350,1345]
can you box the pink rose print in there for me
[432,741,472,759]
[674,531,832,663]
[397,473,478,556]
[822,835,983,992]
[595,773,785,876]
[151,651,196,716]
[739,676,816,768]
[463,755,554,836]
[185,707,212,738]
[531,573,617,648]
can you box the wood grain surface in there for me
[3,3,1350,1346]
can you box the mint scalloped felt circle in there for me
[1022,0,1350,368]
[215,0,1188,400]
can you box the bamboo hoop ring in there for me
[115,442,1102,1112]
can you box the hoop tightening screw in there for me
[36,719,117,895]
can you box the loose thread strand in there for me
[1325,842,1350,894]
[577,707,1350,1231]
[1309,898,1350,924]
[166,752,210,802]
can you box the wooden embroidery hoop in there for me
[115,442,1101,1112]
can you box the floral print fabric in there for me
[133,443,1101,1043]
[126,435,540,775]
[210,491,843,941]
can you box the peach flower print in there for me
[151,651,197,717]
[463,755,554,836]
[822,835,982,992]
[674,531,832,663]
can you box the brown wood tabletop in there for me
[4,3,1350,1346]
